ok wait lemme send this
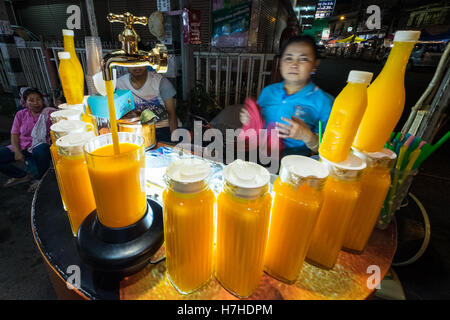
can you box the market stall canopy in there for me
[336,35,365,43]
[420,29,450,42]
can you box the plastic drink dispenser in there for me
[163,158,215,294]
[58,52,84,105]
[306,154,366,269]
[215,160,272,298]
[264,155,328,284]
[319,71,373,163]
[353,31,421,153]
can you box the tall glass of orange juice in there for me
[163,158,215,294]
[264,155,328,284]
[50,119,92,212]
[84,132,146,229]
[306,154,366,270]
[215,160,272,298]
[56,132,97,236]
[343,148,396,253]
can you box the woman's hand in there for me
[14,151,25,162]
[240,108,250,126]
[276,116,319,151]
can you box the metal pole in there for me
[85,0,99,37]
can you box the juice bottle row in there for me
[162,150,396,298]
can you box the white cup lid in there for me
[56,131,95,155]
[394,30,421,42]
[58,51,70,59]
[166,158,211,193]
[51,119,86,133]
[223,159,270,199]
[51,109,82,121]
[348,70,373,84]
[280,155,329,180]
[62,29,74,36]
[58,103,85,113]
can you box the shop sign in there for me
[183,9,201,45]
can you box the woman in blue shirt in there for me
[241,35,334,156]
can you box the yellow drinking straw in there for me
[105,80,120,155]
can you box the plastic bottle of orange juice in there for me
[62,29,84,99]
[353,30,421,153]
[319,71,373,163]
[58,52,84,105]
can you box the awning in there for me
[336,34,365,43]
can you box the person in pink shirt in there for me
[1,88,55,192]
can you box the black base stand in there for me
[77,198,164,277]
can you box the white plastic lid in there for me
[58,103,85,113]
[281,155,329,180]
[394,30,421,42]
[347,70,373,84]
[56,131,95,156]
[51,119,86,134]
[58,51,70,59]
[223,159,270,199]
[62,29,74,36]
[320,153,366,180]
[280,155,329,189]
[352,147,397,168]
[50,109,82,123]
[166,158,211,193]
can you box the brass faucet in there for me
[101,12,168,81]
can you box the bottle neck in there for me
[380,41,415,80]
[64,35,76,54]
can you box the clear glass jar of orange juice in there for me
[306,153,366,270]
[83,132,147,229]
[342,148,396,253]
[50,119,93,212]
[56,132,97,236]
[264,155,328,284]
[215,160,272,298]
[163,158,216,294]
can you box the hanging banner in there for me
[182,9,201,45]
[211,0,252,47]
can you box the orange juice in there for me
[163,158,215,294]
[62,29,84,102]
[56,132,97,236]
[58,52,84,105]
[216,160,272,298]
[343,149,396,253]
[353,31,420,153]
[84,133,146,228]
[264,156,328,284]
[50,119,90,212]
[306,154,366,270]
[319,71,372,163]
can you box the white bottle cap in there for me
[58,51,71,60]
[62,29,74,36]
[394,30,421,42]
[280,155,329,188]
[223,159,270,199]
[347,70,373,84]
[50,109,82,124]
[166,158,211,194]
[56,131,95,156]
[58,103,86,113]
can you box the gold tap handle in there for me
[107,12,148,27]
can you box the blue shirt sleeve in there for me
[313,91,334,134]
